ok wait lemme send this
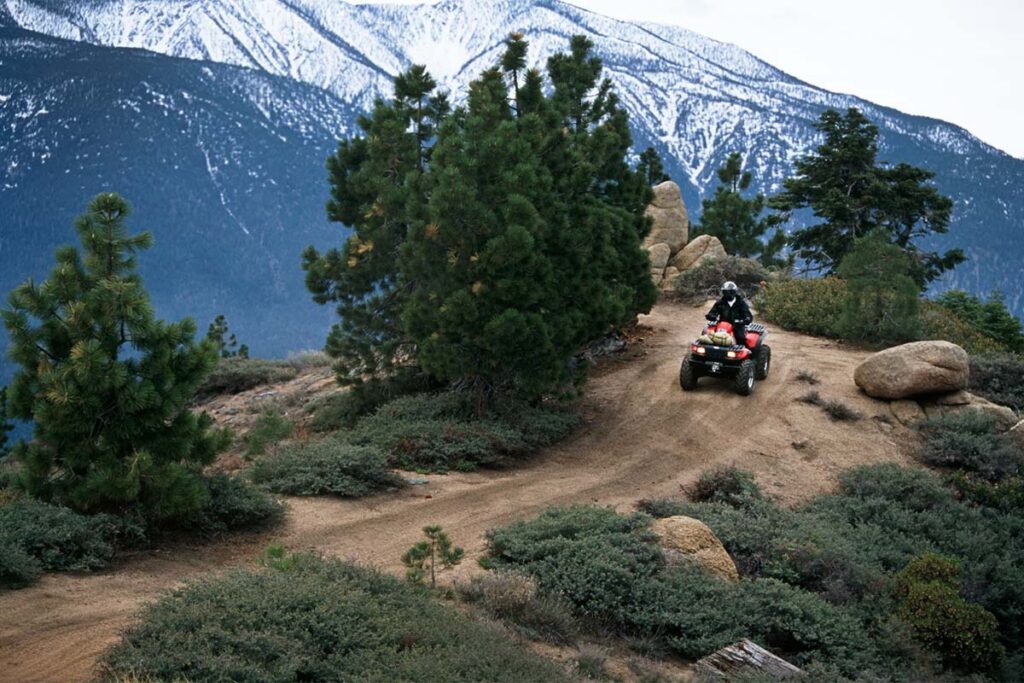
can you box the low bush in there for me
[171,474,285,535]
[793,369,820,385]
[196,357,298,399]
[895,554,1005,672]
[250,440,402,496]
[970,353,1024,413]
[457,572,579,644]
[686,466,763,508]
[637,463,1024,673]
[100,553,573,682]
[244,411,294,457]
[310,369,438,433]
[673,256,769,303]
[754,277,846,338]
[796,391,862,421]
[348,391,579,472]
[920,301,1007,355]
[916,412,1021,482]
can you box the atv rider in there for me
[706,281,752,347]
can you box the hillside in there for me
[3,0,1023,320]
[0,300,919,682]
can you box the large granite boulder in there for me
[643,181,689,253]
[647,242,672,270]
[650,516,738,582]
[920,390,1019,431]
[670,234,727,272]
[854,341,969,400]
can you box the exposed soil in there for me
[0,300,916,683]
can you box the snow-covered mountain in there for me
[1,0,1023,337]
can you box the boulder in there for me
[643,181,689,252]
[660,266,680,289]
[650,516,739,582]
[1010,419,1024,449]
[695,640,803,679]
[920,391,1019,431]
[670,234,727,272]
[650,269,664,286]
[890,399,926,427]
[853,341,969,400]
[647,242,672,270]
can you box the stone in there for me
[650,516,739,582]
[650,270,664,286]
[1010,419,1024,449]
[919,391,1018,431]
[853,341,969,400]
[643,181,689,252]
[695,639,803,679]
[670,234,727,272]
[889,399,926,426]
[660,266,680,289]
[647,242,672,270]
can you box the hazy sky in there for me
[356,0,1024,158]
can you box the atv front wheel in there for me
[733,359,755,396]
[755,344,772,380]
[679,356,699,391]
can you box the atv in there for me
[679,321,771,396]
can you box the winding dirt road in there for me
[0,300,915,683]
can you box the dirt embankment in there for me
[0,300,916,683]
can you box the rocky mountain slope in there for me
[1,0,1021,367]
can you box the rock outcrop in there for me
[642,181,690,290]
[919,390,1018,430]
[670,234,727,273]
[854,341,969,400]
[1010,419,1024,449]
[650,516,739,582]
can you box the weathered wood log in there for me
[694,639,803,679]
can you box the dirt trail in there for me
[0,300,915,683]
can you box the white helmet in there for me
[721,281,738,297]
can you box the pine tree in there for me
[769,107,963,286]
[1,193,228,516]
[401,525,464,587]
[935,290,1024,353]
[302,66,450,385]
[837,230,921,345]
[206,314,248,358]
[0,387,13,458]
[637,146,669,186]
[695,152,785,264]
[309,35,656,403]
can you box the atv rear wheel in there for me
[679,356,699,391]
[733,359,755,396]
[755,344,771,380]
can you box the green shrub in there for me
[916,412,1021,482]
[172,475,285,535]
[686,466,763,507]
[196,357,298,398]
[310,369,438,433]
[250,440,402,497]
[895,554,1005,672]
[754,277,846,338]
[970,353,1024,413]
[457,572,579,644]
[673,256,769,302]
[0,543,41,588]
[948,472,1024,513]
[100,553,573,682]
[920,301,1007,355]
[348,391,579,472]
[797,391,862,421]
[244,411,294,457]
[934,290,1024,354]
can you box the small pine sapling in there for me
[402,524,464,587]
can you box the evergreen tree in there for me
[1,193,228,516]
[935,290,1024,353]
[302,65,450,385]
[837,230,921,345]
[637,146,669,186]
[402,524,464,587]
[206,314,248,359]
[0,387,12,458]
[769,107,963,286]
[308,35,656,402]
[695,152,786,265]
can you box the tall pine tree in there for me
[695,152,786,265]
[1,193,227,516]
[769,107,962,286]
[0,387,12,458]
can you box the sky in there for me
[355,0,1024,158]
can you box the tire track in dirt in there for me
[0,301,916,683]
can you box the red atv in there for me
[679,321,771,396]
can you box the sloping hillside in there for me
[0,300,918,682]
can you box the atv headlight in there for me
[726,351,736,359]
[695,347,706,355]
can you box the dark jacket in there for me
[706,296,752,326]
